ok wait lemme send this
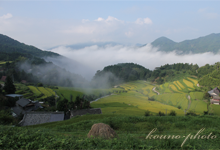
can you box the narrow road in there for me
[152,87,160,95]
[187,95,191,110]
[90,94,113,103]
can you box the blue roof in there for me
[6,94,23,98]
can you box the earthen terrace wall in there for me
[70,108,102,118]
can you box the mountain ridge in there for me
[150,33,220,54]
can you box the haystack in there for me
[87,123,117,139]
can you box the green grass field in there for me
[55,87,84,101]
[212,104,220,115]
[189,100,207,114]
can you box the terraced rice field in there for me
[187,77,198,85]
[183,79,194,88]
[91,81,185,116]
[189,100,207,114]
[169,84,179,92]
[38,87,54,97]
[91,92,185,115]
[190,92,203,100]
[153,93,188,110]
[212,104,220,115]
[55,87,84,101]
[28,86,42,97]
[176,81,185,89]
[173,81,182,90]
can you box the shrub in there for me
[186,110,197,116]
[168,110,176,116]
[144,110,151,116]
[158,111,165,116]
[177,105,181,109]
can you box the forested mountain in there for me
[150,33,220,54]
[0,34,59,60]
[91,63,152,87]
[0,34,88,87]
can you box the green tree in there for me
[0,84,2,94]
[3,76,16,94]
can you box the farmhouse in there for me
[0,76,6,82]
[208,87,220,105]
[20,111,64,126]
[21,80,27,84]
[11,97,43,117]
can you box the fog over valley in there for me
[49,43,220,80]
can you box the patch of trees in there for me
[92,63,152,87]
[198,70,220,86]
[57,96,90,113]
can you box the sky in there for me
[0,1,220,49]
[1,0,220,79]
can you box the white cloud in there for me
[125,31,133,37]
[0,13,13,19]
[96,17,104,21]
[51,44,220,79]
[135,17,152,25]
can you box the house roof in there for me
[208,90,217,96]
[213,87,220,95]
[6,94,23,98]
[16,98,30,107]
[12,106,25,116]
[1,76,6,82]
[21,112,64,126]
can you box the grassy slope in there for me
[4,115,219,149]
[91,80,185,116]
[155,76,208,114]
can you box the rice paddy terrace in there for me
[91,77,212,116]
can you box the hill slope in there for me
[151,33,220,54]
[0,34,59,59]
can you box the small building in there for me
[208,87,220,105]
[1,76,6,82]
[20,111,64,126]
[6,94,23,99]
[12,98,43,117]
[21,80,27,84]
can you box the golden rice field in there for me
[176,81,185,89]
[187,77,198,85]
[91,80,185,116]
[169,84,180,92]
[28,86,42,97]
[173,81,182,90]
[183,79,194,88]
[91,92,185,115]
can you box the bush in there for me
[144,110,151,116]
[186,110,197,116]
[158,111,165,116]
[0,110,14,125]
[177,106,181,109]
[168,110,176,116]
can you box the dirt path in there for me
[187,95,191,110]
[152,87,160,95]
[90,94,113,103]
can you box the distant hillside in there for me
[151,33,220,54]
[91,63,152,87]
[0,34,59,60]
